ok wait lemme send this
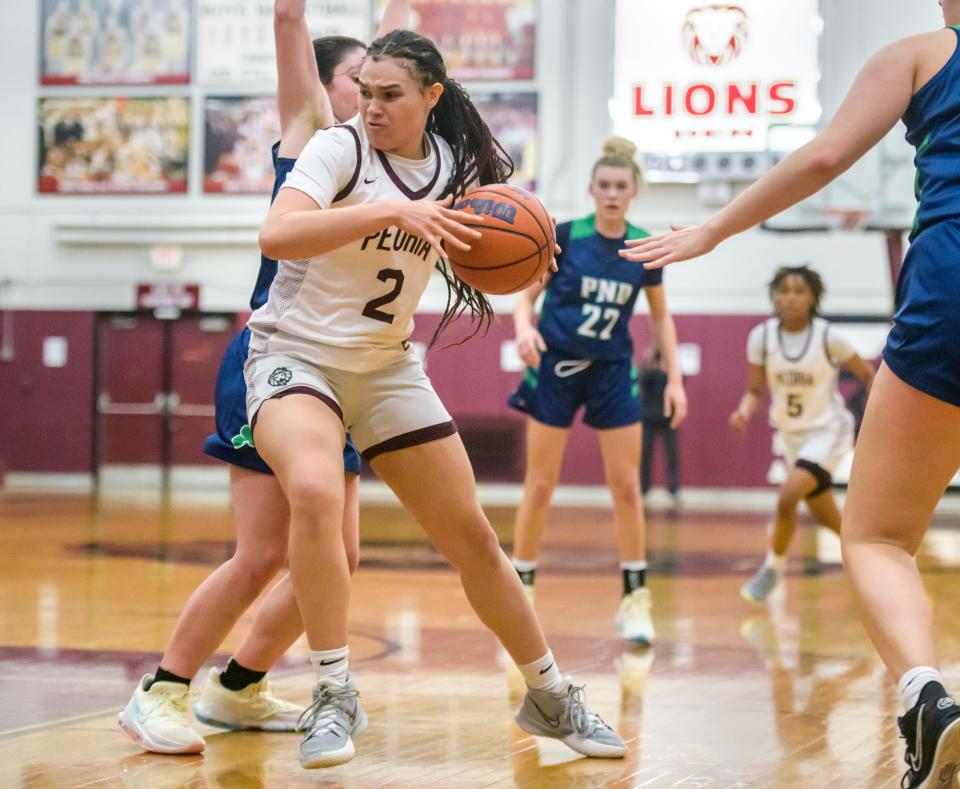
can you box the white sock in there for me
[512,558,537,572]
[764,550,786,573]
[518,650,564,693]
[898,666,945,711]
[310,646,349,685]
[620,560,648,572]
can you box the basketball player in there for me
[254,29,626,768]
[508,137,687,645]
[621,8,960,785]
[118,0,411,755]
[732,265,874,603]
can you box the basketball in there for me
[446,184,555,295]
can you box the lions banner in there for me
[612,1,822,153]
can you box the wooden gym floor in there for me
[2,489,960,788]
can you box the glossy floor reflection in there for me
[2,491,960,787]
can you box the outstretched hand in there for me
[619,224,720,269]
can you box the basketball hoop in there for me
[821,208,871,231]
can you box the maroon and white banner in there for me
[613,1,821,153]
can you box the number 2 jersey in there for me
[747,317,855,433]
[247,114,454,372]
[537,215,662,361]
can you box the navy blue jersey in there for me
[883,27,960,407]
[248,142,297,310]
[537,215,661,361]
[905,27,960,240]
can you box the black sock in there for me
[515,567,536,586]
[219,659,267,691]
[623,568,646,595]
[146,666,191,690]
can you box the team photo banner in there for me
[38,96,189,194]
[41,0,191,85]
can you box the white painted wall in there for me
[0,0,945,317]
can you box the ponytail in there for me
[366,30,515,349]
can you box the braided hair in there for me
[365,30,515,348]
[768,264,826,316]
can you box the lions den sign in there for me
[612,1,822,153]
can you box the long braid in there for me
[366,31,515,348]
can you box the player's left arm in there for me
[842,354,876,394]
[644,284,687,427]
[622,35,923,268]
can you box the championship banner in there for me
[613,1,821,153]
[374,0,536,81]
[41,0,191,85]
[38,97,189,194]
[204,96,281,194]
[197,0,371,85]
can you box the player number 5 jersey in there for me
[759,317,852,433]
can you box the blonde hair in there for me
[592,136,645,188]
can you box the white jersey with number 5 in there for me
[247,115,454,372]
[749,317,855,433]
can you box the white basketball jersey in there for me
[761,317,852,432]
[248,115,454,372]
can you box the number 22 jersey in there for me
[247,114,454,372]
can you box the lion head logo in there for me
[682,5,749,67]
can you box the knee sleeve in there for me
[797,459,833,498]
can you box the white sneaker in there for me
[118,675,204,754]
[615,588,655,645]
[298,676,367,768]
[193,667,304,731]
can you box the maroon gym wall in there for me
[0,309,780,488]
[0,310,96,474]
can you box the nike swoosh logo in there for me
[319,657,346,666]
[539,663,554,675]
[529,697,561,728]
[910,706,925,773]
[364,177,377,184]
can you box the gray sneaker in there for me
[516,678,626,758]
[740,563,782,603]
[296,676,368,768]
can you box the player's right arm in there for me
[275,0,334,159]
[730,364,765,434]
[514,279,547,368]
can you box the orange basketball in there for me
[446,184,555,295]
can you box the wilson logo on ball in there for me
[682,4,749,67]
[454,197,518,225]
